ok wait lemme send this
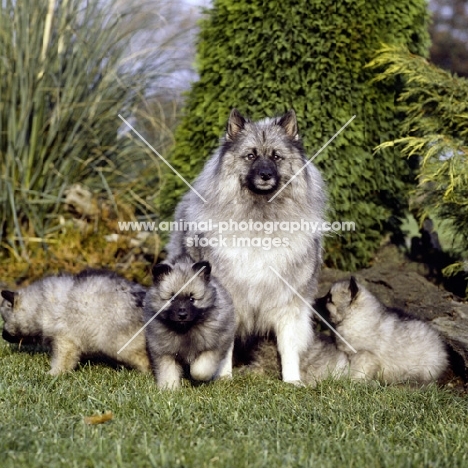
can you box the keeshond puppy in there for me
[0,270,150,375]
[144,258,236,389]
[323,277,448,383]
[167,109,325,384]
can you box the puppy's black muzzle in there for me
[2,328,19,343]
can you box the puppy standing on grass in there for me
[0,270,150,375]
[144,259,236,390]
[324,277,448,384]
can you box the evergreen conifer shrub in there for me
[159,0,430,269]
[371,46,468,289]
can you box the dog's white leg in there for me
[49,336,81,375]
[190,351,220,381]
[275,304,312,385]
[156,355,182,390]
[216,341,234,379]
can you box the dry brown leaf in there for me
[84,411,113,425]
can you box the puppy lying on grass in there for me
[324,277,448,384]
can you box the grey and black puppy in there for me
[144,258,235,389]
[324,277,448,384]
[0,269,149,375]
[166,109,326,384]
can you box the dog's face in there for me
[323,277,360,325]
[245,152,280,195]
[148,262,216,331]
[1,290,18,338]
[1,285,48,338]
[221,109,305,196]
[1,290,39,343]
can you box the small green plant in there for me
[0,0,190,259]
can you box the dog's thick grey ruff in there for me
[0,270,150,374]
[144,258,236,389]
[166,109,326,383]
[325,277,449,383]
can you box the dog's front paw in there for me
[157,379,181,391]
[284,379,306,387]
[217,372,232,381]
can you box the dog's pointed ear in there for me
[1,290,16,307]
[192,261,211,282]
[226,108,246,141]
[278,109,298,139]
[151,264,172,283]
[349,276,359,301]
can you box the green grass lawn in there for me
[1,341,467,468]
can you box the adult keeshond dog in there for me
[166,109,325,384]
[144,258,235,389]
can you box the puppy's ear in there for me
[313,292,332,317]
[277,109,298,140]
[349,276,359,301]
[226,108,246,141]
[151,264,172,283]
[1,290,16,307]
[192,261,211,282]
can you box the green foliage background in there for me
[159,0,430,270]
[371,45,468,281]
[0,0,182,259]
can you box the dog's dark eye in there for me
[189,296,195,303]
[273,151,282,161]
[245,153,255,160]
